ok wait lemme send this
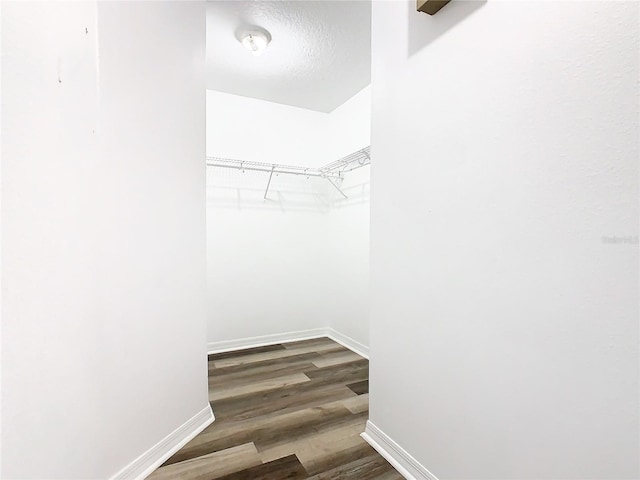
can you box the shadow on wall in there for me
[408,0,486,57]
[206,185,331,213]
[206,167,370,213]
[331,181,370,210]
[206,168,331,213]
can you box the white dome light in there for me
[241,31,270,56]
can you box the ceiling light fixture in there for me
[240,29,271,56]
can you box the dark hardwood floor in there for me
[148,337,402,479]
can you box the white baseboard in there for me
[361,421,438,480]
[207,328,329,354]
[326,327,369,359]
[207,327,369,359]
[111,404,215,480]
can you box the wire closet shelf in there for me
[206,146,370,200]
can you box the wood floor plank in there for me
[305,453,398,480]
[311,350,363,368]
[208,343,286,361]
[213,342,346,368]
[304,358,368,381]
[209,355,319,387]
[209,372,310,401]
[347,379,369,395]
[254,405,368,453]
[150,443,261,480]
[342,393,370,414]
[208,352,320,377]
[215,454,307,480]
[258,419,366,464]
[163,398,358,465]
[210,373,366,421]
[211,385,357,425]
[296,432,378,476]
[374,471,407,480]
[151,339,402,479]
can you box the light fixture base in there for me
[236,26,271,56]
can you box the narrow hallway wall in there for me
[368,1,639,478]
[1,2,209,478]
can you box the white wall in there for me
[369,1,639,479]
[325,90,371,347]
[206,90,331,167]
[327,85,372,158]
[206,91,332,345]
[324,165,370,347]
[1,2,208,478]
[206,87,370,348]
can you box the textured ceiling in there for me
[206,1,371,113]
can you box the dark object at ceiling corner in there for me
[417,0,451,15]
